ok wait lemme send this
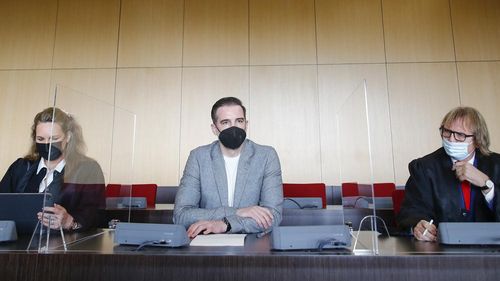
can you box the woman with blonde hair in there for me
[0,107,105,231]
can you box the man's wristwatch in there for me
[482,179,494,191]
[222,217,231,233]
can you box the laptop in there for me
[0,193,53,235]
[439,222,500,245]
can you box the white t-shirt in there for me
[223,154,240,207]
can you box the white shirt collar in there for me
[37,158,66,174]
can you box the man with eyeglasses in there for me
[397,107,500,241]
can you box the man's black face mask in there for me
[218,126,246,150]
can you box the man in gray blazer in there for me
[174,97,283,238]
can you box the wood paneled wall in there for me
[1,0,499,185]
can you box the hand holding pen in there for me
[422,219,433,236]
[414,219,437,242]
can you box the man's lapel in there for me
[233,140,253,208]
[439,149,465,214]
[211,143,228,207]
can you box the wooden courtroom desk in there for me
[1,228,500,281]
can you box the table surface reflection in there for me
[2,228,500,281]
[3,228,500,256]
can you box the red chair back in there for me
[373,182,396,197]
[392,189,405,217]
[282,183,327,209]
[341,182,359,197]
[105,184,157,208]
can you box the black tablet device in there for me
[0,193,53,235]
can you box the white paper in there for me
[190,234,247,246]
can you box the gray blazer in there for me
[173,139,283,233]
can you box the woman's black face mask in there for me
[36,142,63,161]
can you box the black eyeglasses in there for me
[439,126,474,142]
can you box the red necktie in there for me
[461,181,471,211]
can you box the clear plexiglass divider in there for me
[336,79,389,255]
[27,84,137,252]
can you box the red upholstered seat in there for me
[282,183,327,209]
[341,182,359,197]
[392,189,405,217]
[106,184,157,208]
[373,182,396,197]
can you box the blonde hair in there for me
[441,106,490,156]
[25,107,88,176]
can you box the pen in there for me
[422,219,434,237]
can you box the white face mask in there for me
[442,138,473,161]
